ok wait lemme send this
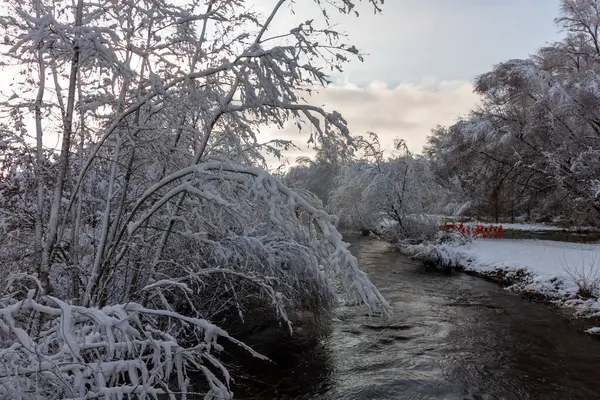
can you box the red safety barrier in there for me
[443,223,503,239]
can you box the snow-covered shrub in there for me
[379,214,441,244]
[0,163,392,400]
[120,162,389,313]
[0,276,267,400]
[433,230,473,246]
[0,0,390,397]
[562,254,600,299]
[402,242,464,270]
[328,137,447,241]
[400,230,473,270]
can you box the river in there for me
[225,234,600,399]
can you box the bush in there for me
[0,276,265,400]
[378,214,442,244]
[562,254,600,300]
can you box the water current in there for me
[227,234,600,399]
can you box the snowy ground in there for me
[403,238,600,334]
[477,222,565,231]
[455,221,600,232]
[434,218,596,232]
[386,214,597,232]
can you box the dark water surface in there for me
[228,235,600,399]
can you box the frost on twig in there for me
[0,160,390,399]
[123,160,391,316]
[0,0,389,397]
[0,275,265,400]
[249,167,389,312]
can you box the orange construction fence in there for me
[443,223,503,239]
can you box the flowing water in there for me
[227,234,600,399]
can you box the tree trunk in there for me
[41,0,84,294]
[34,0,46,282]
[511,198,515,224]
[491,188,500,224]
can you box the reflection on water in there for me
[216,235,600,399]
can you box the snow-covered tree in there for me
[328,135,444,239]
[425,0,600,225]
[0,0,390,398]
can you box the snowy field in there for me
[403,239,600,334]
[390,214,597,232]
[481,222,566,231]
[431,217,596,232]
[459,222,599,232]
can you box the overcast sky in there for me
[259,0,564,162]
[1,1,566,164]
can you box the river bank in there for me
[401,238,600,335]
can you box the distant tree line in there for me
[284,132,447,241]
[425,0,600,225]
[286,1,600,228]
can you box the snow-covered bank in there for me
[382,214,599,233]
[459,222,600,233]
[403,239,600,334]
[435,218,598,233]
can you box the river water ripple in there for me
[229,235,600,399]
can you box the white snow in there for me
[408,214,591,232]
[491,223,566,231]
[457,239,598,276]
[403,238,600,332]
[473,222,599,232]
[379,213,598,233]
[444,220,591,232]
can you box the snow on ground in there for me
[488,222,566,231]
[375,213,600,233]
[394,214,597,232]
[425,214,600,232]
[442,220,595,232]
[403,238,600,333]
[378,218,398,229]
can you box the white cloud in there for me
[252,0,562,85]
[260,78,480,165]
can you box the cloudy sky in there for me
[259,0,564,162]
